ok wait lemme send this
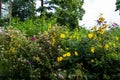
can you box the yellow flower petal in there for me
[99,17,105,22]
[52,37,55,46]
[103,24,108,28]
[9,47,15,53]
[99,29,105,34]
[74,51,78,56]
[93,26,97,31]
[66,52,71,57]
[91,59,95,63]
[60,33,65,39]
[116,36,119,40]
[104,44,109,50]
[91,47,95,53]
[63,54,67,57]
[88,33,94,39]
[57,56,63,62]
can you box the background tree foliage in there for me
[0,0,8,17]
[12,0,36,21]
[1,0,85,28]
[116,0,120,12]
[37,0,85,28]
[50,0,85,28]
[0,0,9,26]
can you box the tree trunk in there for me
[9,0,12,25]
[0,0,2,17]
[41,0,44,15]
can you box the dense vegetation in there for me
[0,13,120,80]
[0,0,120,80]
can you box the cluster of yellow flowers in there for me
[63,52,71,57]
[98,13,105,23]
[88,15,108,40]
[57,51,79,62]
[87,14,111,53]
[60,28,80,40]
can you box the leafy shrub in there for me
[11,17,56,37]
[0,25,88,80]
[75,14,120,80]
[0,14,120,80]
[0,27,34,79]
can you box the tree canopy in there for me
[37,0,85,28]
[115,0,120,14]
[0,0,85,28]
[12,0,36,21]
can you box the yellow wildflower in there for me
[99,17,105,22]
[104,44,109,50]
[33,56,40,62]
[60,33,65,39]
[94,35,97,40]
[103,24,108,28]
[91,47,95,53]
[74,51,78,56]
[57,56,63,62]
[45,31,48,36]
[116,36,119,40]
[99,29,105,34]
[52,37,55,46]
[48,23,52,30]
[93,26,97,31]
[88,33,94,39]
[66,48,69,50]
[63,54,67,57]
[91,59,95,63]
[66,52,71,57]
[9,47,15,53]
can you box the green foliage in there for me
[0,25,87,80]
[0,27,32,79]
[115,0,120,11]
[0,14,120,80]
[0,18,9,26]
[50,0,85,28]
[11,17,56,37]
[75,15,120,80]
[37,0,85,29]
[12,0,36,21]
